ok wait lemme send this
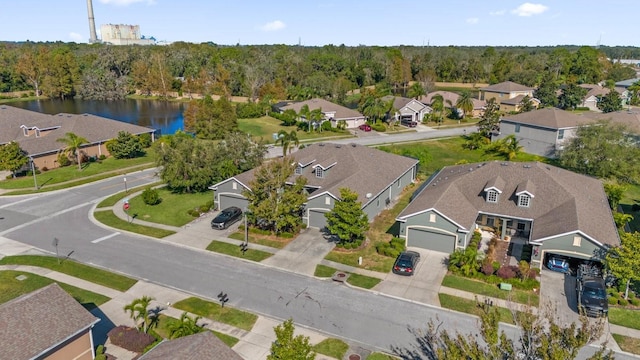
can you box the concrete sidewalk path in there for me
[262,228,335,276]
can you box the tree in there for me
[455,91,474,118]
[244,158,307,234]
[105,131,145,159]
[0,141,28,177]
[534,75,559,108]
[430,94,445,125]
[168,312,204,339]
[462,131,490,150]
[488,135,523,160]
[477,98,500,138]
[558,83,587,110]
[15,46,47,96]
[603,181,627,210]
[123,296,155,333]
[268,318,315,360]
[606,232,640,299]
[325,188,369,244]
[276,130,299,157]
[597,89,623,113]
[408,82,426,100]
[184,95,238,140]
[57,132,89,170]
[518,95,535,113]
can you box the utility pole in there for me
[30,157,38,190]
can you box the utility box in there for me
[499,283,512,291]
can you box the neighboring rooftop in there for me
[500,107,592,129]
[139,331,242,360]
[277,98,364,119]
[615,78,640,88]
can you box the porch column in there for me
[501,218,508,240]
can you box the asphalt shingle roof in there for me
[278,98,364,120]
[501,107,592,130]
[0,283,99,360]
[139,331,242,360]
[398,161,619,247]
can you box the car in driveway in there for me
[392,251,421,276]
[546,255,570,274]
[358,124,372,132]
[211,206,243,229]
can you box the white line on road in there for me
[91,232,121,244]
[0,202,92,237]
[0,195,43,209]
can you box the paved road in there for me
[1,132,637,358]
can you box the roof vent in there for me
[351,143,357,147]
[500,163,508,166]
[83,114,88,116]
[319,143,325,147]
[335,144,341,148]
[523,164,531,168]
[67,115,72,117]
[366,193,372,198]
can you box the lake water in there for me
[10,99,186,135]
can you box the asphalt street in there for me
[0,130,636,358]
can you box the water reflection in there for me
[10,99,186,135]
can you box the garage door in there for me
[407,228,455,253]
[308,210,328,229]
[218,194,248,211]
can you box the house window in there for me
[35,129,40,137]
[487,217,495,227]
[573,236,581,247]
[325,196,331,205]
[429,214,436,223]
[518,195,530,207]
[232,182,237,190]
[23,127,28,136]
[558,129,565,140]
[295,166,302,175]
[377,198,380,207]
[515,124,520,133]
[517,223,526,231]
[315,167,324,178]
[487,190,498,203]
[397,180,401,188]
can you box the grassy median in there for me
[93,210,176,238]
[172,297,258,331]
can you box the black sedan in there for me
[392,251,421,276]
[211,207,243,229]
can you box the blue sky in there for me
[1,0,637,47]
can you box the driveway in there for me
[372,248,448,306]
[540,269,580,326]
[261,228,335,276]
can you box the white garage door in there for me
[407,228,455,253]
[218,194,248,211]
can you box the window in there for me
[315,167,324,178]
[295,166,302,175]
[325,196,331,205]
[517,223,526,231]
[397,180,401,188]
[35,129,40,137]
[487,218,495,227]
[515,124,521,133]
[487,190,498,203]
[377,198,380,207]
[232,182,237,190]
[429,214,436,223]
[23,127,28,136]
[558,129,565,140]
[573,236,581,247]
[518,195,530,207]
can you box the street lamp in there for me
[29,157,38,190]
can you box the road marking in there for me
[0,202,92,237]
[91,232,121,244]
[0,196,42,209]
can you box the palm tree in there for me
[408,82,426,100]
[168,312,204,339]
[57,132,88,170]
[502,135,523,160]
[276,130,299,156]
[123,295,155,333]
[430,94,444,124]
[456,91,474,118]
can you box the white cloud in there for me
[260,20,286,32]
[69,32,83,42]
[489,10,506,16]
[466,18,479,25]
[511,3,548,16]
[98,0,155,6]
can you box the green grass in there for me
[237,116,353,144]
[346,273,382,289]
[442,274,539,306]
[438,293,515,325]
[172,297,258,331]
[206,240,273,261]
[126,187,212,227]
[609,307,640,330]
[0,270,110,309]
[0,255,137,291]
[314,264,337,277]
[313,338,349,359]
[0,155,155,190]
[93,210,176,238]
[228,231,289,249]
[97,182,163,208]
[153,314,239,347]
[612,333,640,355]
[367,353,400,360]
[620,184,640,232]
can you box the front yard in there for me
[238,116,353,144]
[442,274,539,306]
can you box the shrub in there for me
[99,154,107,160]
[609,296,619,305]
[619,298,629,306]
[198,205,210,213]
[41,166,48,172]
[141,187,160,205]
[279,232,294,239]
[107,326,155,353]
[496,266,516,279]
[629,291,637,299]
[187,209,200,217]
[371,122,386,132]
[376,237,405,257]
[481,261,495,276]
[492,261,501,272]
[57,153,71,167]
[631,298,640,307]
[607,288,619,297]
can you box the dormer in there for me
[515,179,535,208]
[294,158,316,176]
[483,176,505,203]
[312,157,337,179]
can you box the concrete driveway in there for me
[261,228,335,276]
[372,248,448,306]
[540,269,580,326]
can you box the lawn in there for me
[97,182,163,208]
[442,274,539,306]
[237,116,353,144]
[313,338,349,359]
[229,230,291,249]
[438,293,515,325]
[172,297,258,331]
[314,264,337,278]
[313,264,382,289]
[93,210,176,238]
[612,334,640,355]
[0,255,137,292]
[609,307,640,330]
[620,183,640,232]
[0,270,110,309]
[126,187,212,227]
[367,353,400,360]
[153,314,239,347]
[206,240,273,261]
[0,155,155,190]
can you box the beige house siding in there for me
[33,143,111,170]
[43,330,93,360]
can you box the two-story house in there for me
[274,98,366,129]
[479,81,539,113]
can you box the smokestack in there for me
[86,0,98,43]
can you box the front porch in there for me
[478,230,534,267]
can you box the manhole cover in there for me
[348,354,361,360]
[331,271,350,282]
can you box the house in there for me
[494,108,593,157]
[580,110,640,135]
[419,91,485,118]
[274,98,366,129]
[0,283,101,360]
[209,143,419,229]
[139,331,242,360]
[395,161,619,269]
[0,105,157,170]
[479,81,538,112]
[615,77,640,89]
[381,95,432,123]
[578,84,629,111]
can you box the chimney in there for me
[86,0,98,43]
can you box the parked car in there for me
[400,119,418,128]
[546,255,570,274]
[392,251,421,276]
[211,206,243,229]
[358,124,372,132]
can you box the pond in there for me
[10,98,186,135]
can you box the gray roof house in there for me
[396,161,619,269]
[381,95,432,123]
[209,143,419,229]
[579,84,629,111]
[480,81,537,112]
[275,98,366,129]
[615,78,640,89]
[0,283,100,360]
[139,331,242,360]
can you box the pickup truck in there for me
[576,263,608,317]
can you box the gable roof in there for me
[227,143,418,205]
[381,96,428,112]
[0,105,156,156]
[139,331,242,360]
[0,283,100,360]
[278,98,364,120]
[481,81,534,93]
[615,78,640,88]
[579,110,640,134]
[579,84,627,98]
[500,107,592,130]
[398,161,619,247]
